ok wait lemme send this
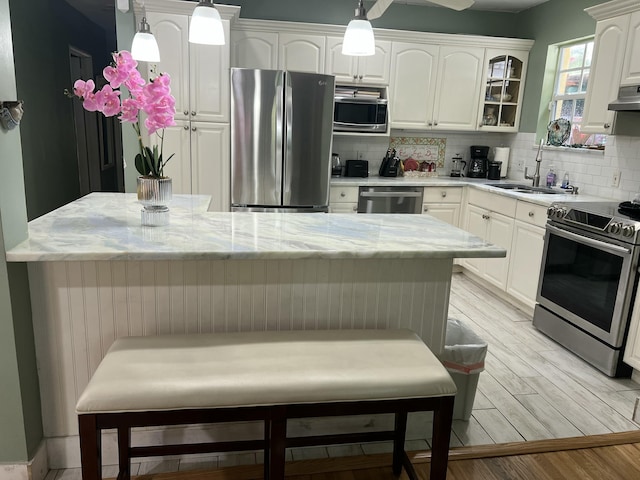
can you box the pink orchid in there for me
[99,85,121,117]
[73,79,95,98]
[119,98,140,123]
[71,50,176,177]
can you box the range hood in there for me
[608,85,640,111]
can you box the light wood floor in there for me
[46,273,640,480]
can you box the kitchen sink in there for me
[488,183,563,194]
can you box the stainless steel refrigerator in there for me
[231,68,335,212]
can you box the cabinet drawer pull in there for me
[191,111,196,116]
[353,75,357,80]
[184,125,189,130]
[340,192,346,197]
[528,211,535,217]
[183,110,189,116]
[604,123,611,129]
[352,205,357,211]
[441,191,447,198]
[192,126,197,131]
[482,214,490,220]
[423,206,429,212]
[358,75,363,80]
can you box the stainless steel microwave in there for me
[333,95,388,133]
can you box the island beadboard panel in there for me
[29,257,452,467]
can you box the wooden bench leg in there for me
[79,415,102,480]
[268,406,287,480]
[430,396,454,480]
[117,426,131,480]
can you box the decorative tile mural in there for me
[389,137,447,168]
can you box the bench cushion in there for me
[76,329,457,414]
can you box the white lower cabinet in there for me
[329,186,359,213]
[506,201,547,308]
[422,187,462,226]
[624,289,640,370]
[461,190,516,290]
[156,122,230,212]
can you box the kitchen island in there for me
[6,192,505,468]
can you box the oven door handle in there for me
[546,224,632,256]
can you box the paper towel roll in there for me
[494,147,510,178]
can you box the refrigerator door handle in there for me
[275,73,285,202]
[283,73,294,204]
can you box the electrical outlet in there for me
[357,151,365,160]
[612,170,621,187]
[515,160,524,172]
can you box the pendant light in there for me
[342,0,375,56]
[131,2,160,62]
[189,0,225,45]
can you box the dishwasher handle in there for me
[359,191,423,198]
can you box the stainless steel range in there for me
[533,201,640,377]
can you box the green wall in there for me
[0,0,42,463]
[515,0,602,134]
[219,0,518,37]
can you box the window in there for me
[550,40,605,146]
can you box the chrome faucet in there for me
[524,139,544,187]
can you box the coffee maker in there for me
[468,145,489,178]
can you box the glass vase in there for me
[137,176,172,226]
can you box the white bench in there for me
[76,329,457,480]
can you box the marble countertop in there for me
[331,176,610,206]
[6,193,506,262]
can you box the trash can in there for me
[440,317,488,421]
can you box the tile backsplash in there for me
[333,130,640,201]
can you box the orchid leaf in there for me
[134,153,150,176]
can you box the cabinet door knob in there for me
[434,121,438,126]
[482,214,490,220]
[529,211,534,217]
[358,75,363,80]
[191,111,196,116]
[428,121,433,126]
[423,206,428,212]
[184,125,189,130]
[478,123,483,128]
[352,205,357,211]
[340,192,346,197]
[441,191,447,198]
[604,123,611,129]
[192,126,197,131]
[183,110,189,116]
[353,75,357,80]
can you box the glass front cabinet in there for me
[479,49,529,132]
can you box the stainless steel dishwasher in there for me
[357,186,423,214]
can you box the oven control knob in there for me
[547,206,556,217]
[554,207,567,219]
[622,225,636,237]
[608,222,622,234]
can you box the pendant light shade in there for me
[189,0,225,45]
[342,0,375,56]
[131,16,160,62]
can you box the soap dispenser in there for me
[546,165,556,187]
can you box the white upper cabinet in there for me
[389,42,439,129]
[147,12,190,122]
[231,30,279,69]
[581,15,629,134]
[389,43,484,131]
[326,37,391,85]
[278,33,326,73]
[147,11,230,123]
[432,46,484,131]
[621,10,640,85]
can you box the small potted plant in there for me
[70,50,176,225]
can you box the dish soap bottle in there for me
[561,172,570,189]
[546,165,556,187]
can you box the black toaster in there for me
[345,160,369,177]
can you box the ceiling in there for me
[65,0,553,30]
[400,0,552,12]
